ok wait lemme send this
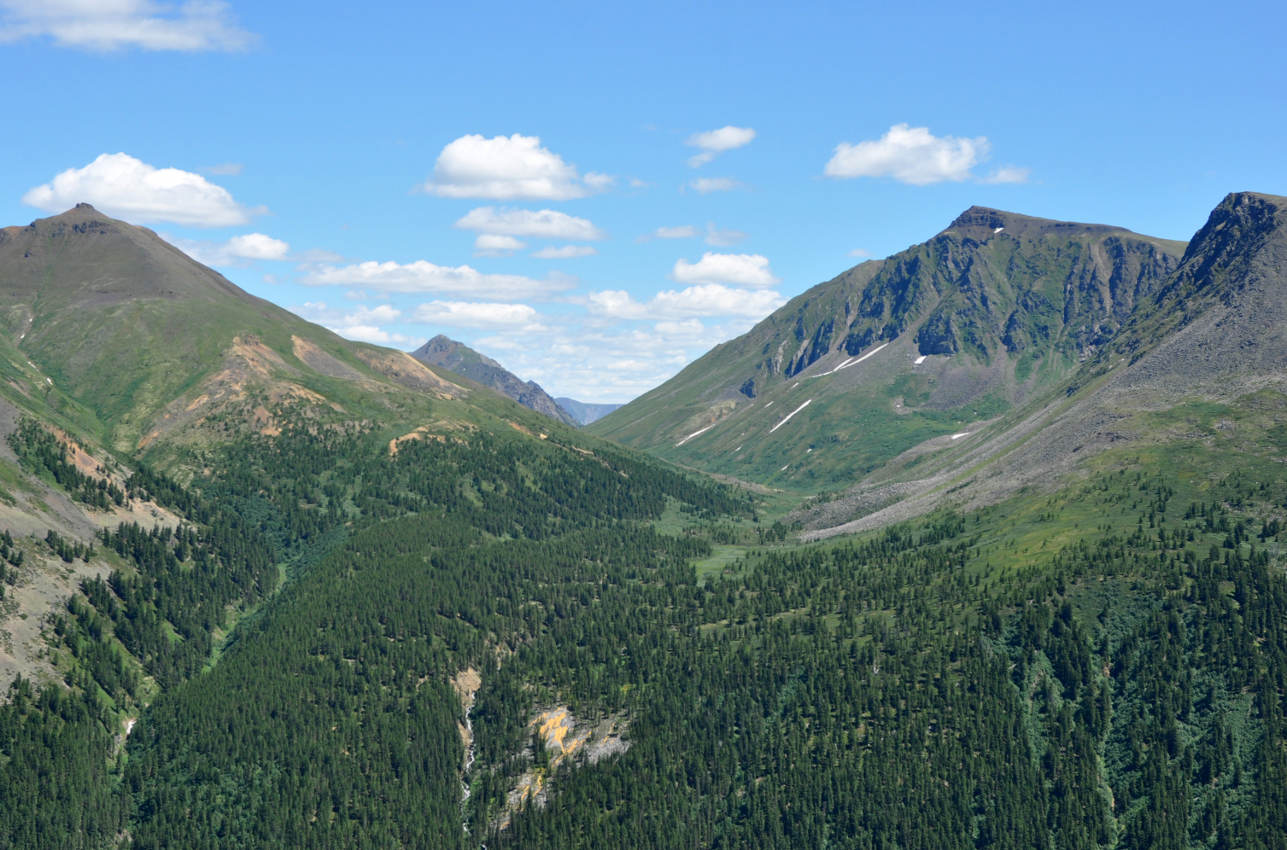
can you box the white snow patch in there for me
[806,448,813,453]
[734,445,742,452]
[950,432,970,440]
[914,355,927,365]
[792,382,799,389]
[124,717,137,737]
[769,399,812,434]
[45,378,52,386]
[813,342,891,378]
[993,226,1004,234]
[675,423,715,447]
[780,464,790,471]
[764,400,774,408]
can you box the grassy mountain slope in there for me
[0,205,491,460]
[590,207,1184,491]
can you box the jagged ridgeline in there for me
[591,206,1186,488]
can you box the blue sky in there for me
[1,1,1283,402]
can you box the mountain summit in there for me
[0,203,252,305]
[410,335,579,426]
[591,204,1186,489]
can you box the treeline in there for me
[7,418,126,509]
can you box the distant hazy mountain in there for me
[410,335,579,427]
[554,397,620,426]
[591,204,1185,490]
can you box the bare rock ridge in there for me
[410,335,581,427]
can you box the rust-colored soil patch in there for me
[355,349,462,397]
[291,335,366,381]
[388,420,474,455]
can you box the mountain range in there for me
[2,194,1287,848]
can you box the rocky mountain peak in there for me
[1179,191,1286,269]
[410,335,578,427]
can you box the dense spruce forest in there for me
[1,401,1287,848]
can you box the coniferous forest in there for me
[2,411,1286,849]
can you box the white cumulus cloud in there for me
[672,252,778,288]
[455,206,603,240]
[533,245,596,259]
[24,152,259,227]
[588,284,784,320]
[226,233,289,260]
[167,232,289,266]
[473,234,525,257]
[687,125,756,167]
[825,123,991,185]
[302,259,572,300]
[423,134,604,200]
[0,0,254,51]
[688,177,744,194]
[414,301,542,329]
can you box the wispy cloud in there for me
[686,125,756,167]
[413,300,544,329]
[455,206,603,240]
[533,245,596,259]
[588,284,784,320]
[302,259,573,300]
[472,234,525,257]
[688,177,745,194]
[292,302,409,346]
[652,225,697,240]
[981,165,1031,184]
[0,0,254,51]
[704,223,746,247]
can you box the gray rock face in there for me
[737,206,1186,402]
